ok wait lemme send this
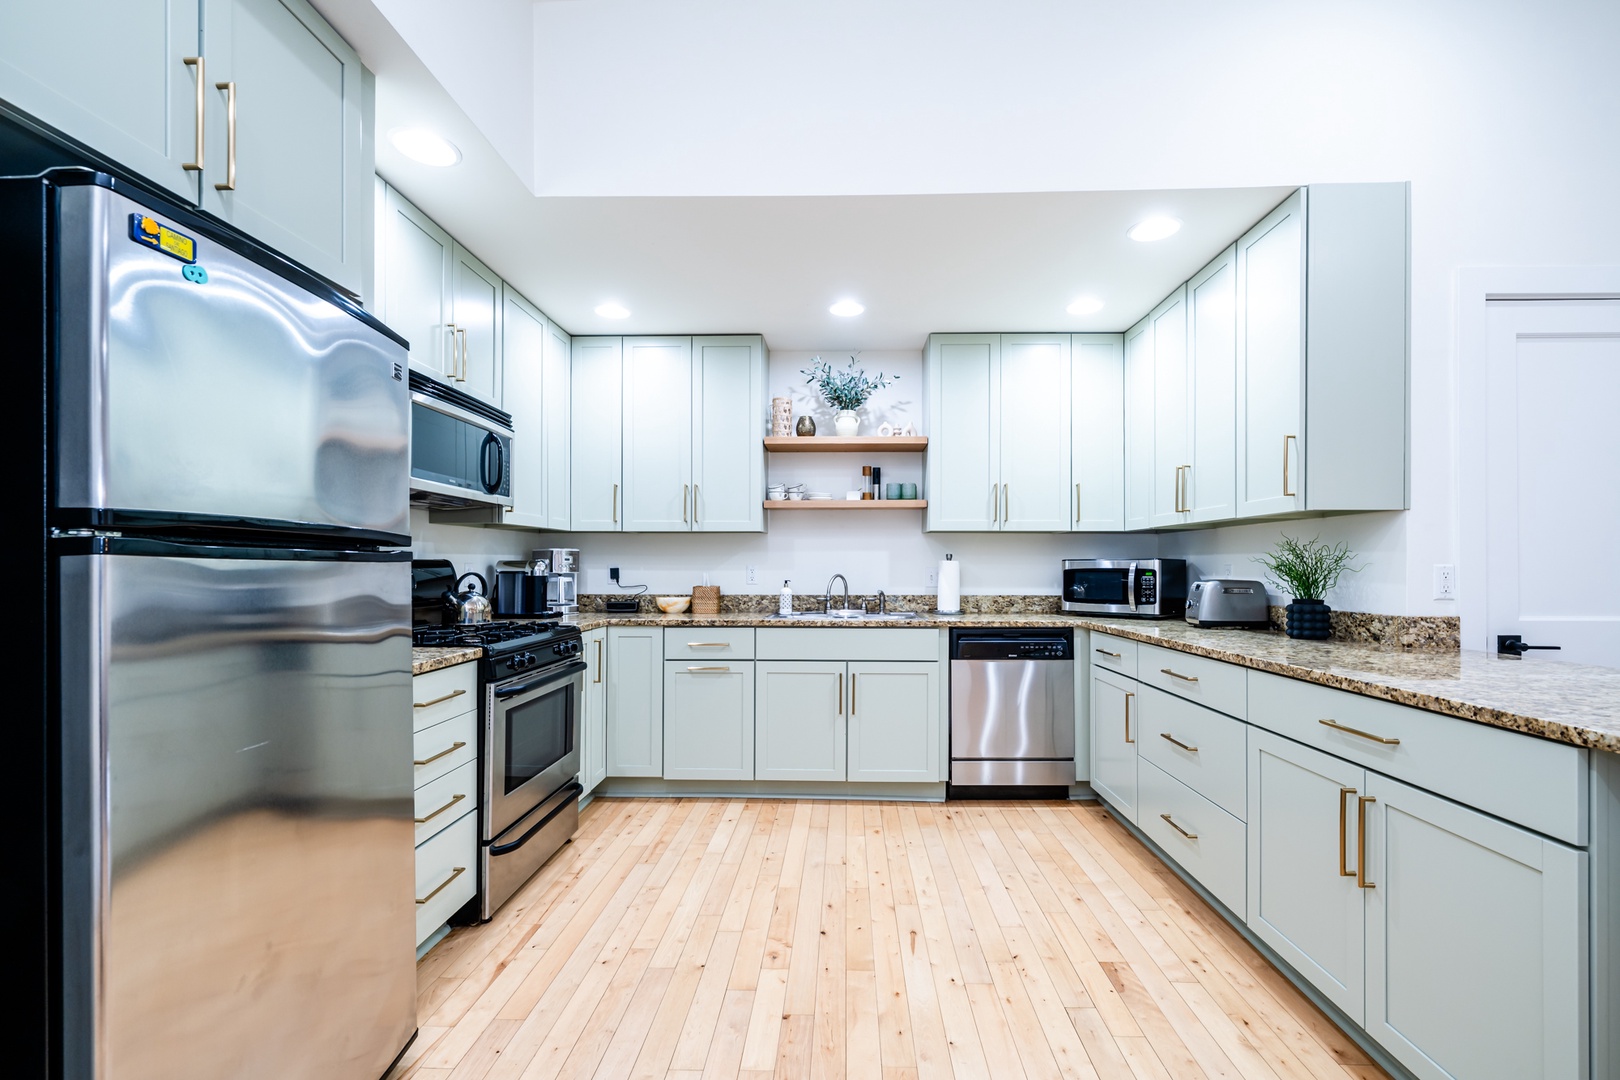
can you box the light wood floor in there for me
[391,798,1388,1080]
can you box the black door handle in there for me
[1497,635,1561,657]
[480,432,504,494]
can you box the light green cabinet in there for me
[450,242,502,403]
[1125,288,1191,530]
[1235,189,1307,518]
[1122,316,1155,532]
[605,627,661,777]
[570,337,624,531]
[1186,246,1237,523]
[847,662,939,782]
[693,336,765,532]
[664,662,754,780]
[581,629,607,795]
[377,184,453,382]
[541,318,573,531]
[622,337,694,532]
[755,662,847,781]
[1088,668,1137,820]
[998,335,1072,531]
[1071,336,1125,531]
[501,289,568,529]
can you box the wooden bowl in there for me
[655,596,691,614]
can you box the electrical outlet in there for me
[1433,564,1456,600]
[1222,563,1234,577]
[745,565,758,586]
[609,566,620,584]
[928,568,938,588]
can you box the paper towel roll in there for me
[936,555,961,614]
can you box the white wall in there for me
[409,508,535,587]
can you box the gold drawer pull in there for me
[414,741,467,766]
[1159,733,1198,753]
[1159,814,1198,840]
[686,642,731,648]
[415,793,466,824]
[1318,718,1400,746]
[1338,787,1357,877]
[1160,668,1199,683]
[413,688,467,709]
[1357,796,1376,889]
[416,866,466,905]
[183,56,205,170]
[1094,648,1122,659]
[686,666,731,672]
[213,80,237,191]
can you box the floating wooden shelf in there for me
[763,499,928,510]
[763,436,928,453]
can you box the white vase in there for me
[834,409,860,437]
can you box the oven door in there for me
[1061,561,1139,615]
[484,659,585,838]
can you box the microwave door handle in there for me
[1127,562,1138,612]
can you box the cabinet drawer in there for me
[414,711,477,788]
[415,759,478,846]
[415,809,477,946]
[665,628,755,661]
[1088,633,1137,677]
[1248,671,1588,845]
[1139,644,1246,719]
[1138,758,1246,915]
[1137,686,1247,820]
[756,627,939,662]
[412,663,477,732]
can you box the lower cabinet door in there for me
[755,661,846,781]
[663,663,754,780]
[581,629,607,794]
[1364,774,1587,1080]
[606,627,663,777]
[847,662,940,783]
[1089,669,1139,821]
[1246,729,1367,1023]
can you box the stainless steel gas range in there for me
[413,615,585,918]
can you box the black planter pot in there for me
[1285,599,1332,640]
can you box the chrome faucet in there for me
[824,573,851,614]
[864,590,889,615]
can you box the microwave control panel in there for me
[1139,570,1157,604]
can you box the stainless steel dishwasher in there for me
[949,629,1076,791]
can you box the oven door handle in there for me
[494,659,587,699]
[489,780,583,856]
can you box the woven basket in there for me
[691,585,721,615]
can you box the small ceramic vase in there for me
[795,415,816,436]
[834,409,860,437]
[1285,599,1332,640]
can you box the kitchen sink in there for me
[766,610,922,621]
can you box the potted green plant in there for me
[800,356,897,436]
[1255,535,1362,640]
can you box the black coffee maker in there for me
[494,557,552,618]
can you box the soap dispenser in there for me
[779,579,793,616]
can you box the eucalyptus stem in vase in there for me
[1255,535,1362,640]
[800,355,897,436]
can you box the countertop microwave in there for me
[408,373,513,510]
[1061,558,1188,618]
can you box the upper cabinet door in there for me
[500,288,547,526]
[1071,335,1126,532]
[450,243,502,404]
[621,337,693,532]
[0,0,201,204]
[1236,189,1306,518]
[998,335,1072,531]
[202,0,367,296]
[926,335,1001,531]
[1187,247,1237,523]
[541,320,572,532]
[1123,315,1155,531]
[378,184,453,380]
[1149,287,1190,528]
[692,336,765,533]
[570,337,623,531]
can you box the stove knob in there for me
[552,643,563,655]
[570,640,582,655]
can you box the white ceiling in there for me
[319,1,1295,348]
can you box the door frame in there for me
[1456,266,1620,652]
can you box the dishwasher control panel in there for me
[949,630,1074,661]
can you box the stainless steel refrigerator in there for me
[13,170,417,1079]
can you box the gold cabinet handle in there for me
[1172,466,1183,513]
[444,324,457,377]
[851,673,856,714]
[1094,647,1121,659]
[594,637,603,683]
[612,483,618,524]
[686,665,731,672]
[1160,667,1199,683]
[1283,434,1297,497]
[414,740,467,766]
[1003,483,1009,522]
[457,327,469,381]
[1075,482,1081,523]
[415,792,466,824]
[693,484,699,525]
[683,484,689,523]
[1338,787,1357,877]
[413,688,467,709]
[1159,813,1198,840]
[415,866,466,905]
[213,81,237,190]
[1124,691,1134,744]
[1159,733,1198,753]
[991,483,999,523]
[1356,796,1376,889]
[1318,718,1400,746]
[686,642,731,648]
[837,672,843,716]
[183,56,205,170]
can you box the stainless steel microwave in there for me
[408,373,513,509]
[1061,558,1188,618]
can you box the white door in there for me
[450,243,502,404]
[847,663,940,782]
[605,627,662,777]
[500,288,547,525]
[581,629,607,795]
[1187,246,1238,523]
[1150,287,1190,528]
[379,186,453,382]
[570,337,623,531]
[926,335,1000,531]
[1123,315,1155,531]
[1482,299,1620,667]
[663,663,754,781]
[1235,189,1306,518]
[755,661,846,782]
[541,320,572,532]
[999,335,1072,531]
[1071,335,1125,531]
[621,337,693,532]
[692,336,764,532]
[1088,669,1138,820]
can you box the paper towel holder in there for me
[936,553,962,616]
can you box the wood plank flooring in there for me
[390,798,1386,1080]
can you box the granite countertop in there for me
[562,611,1620,754]
[411,646,482,675]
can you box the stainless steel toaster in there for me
[1185,579,1270,628]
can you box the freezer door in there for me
[59,542,415,1080]
[54,183,409,538]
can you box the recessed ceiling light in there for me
[1128,216,1182,242]
[594,301,630,319]
[1066,296,1105,316]
[387,127,461,167]
[829,299,865,317]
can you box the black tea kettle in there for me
[444,572,493,625]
